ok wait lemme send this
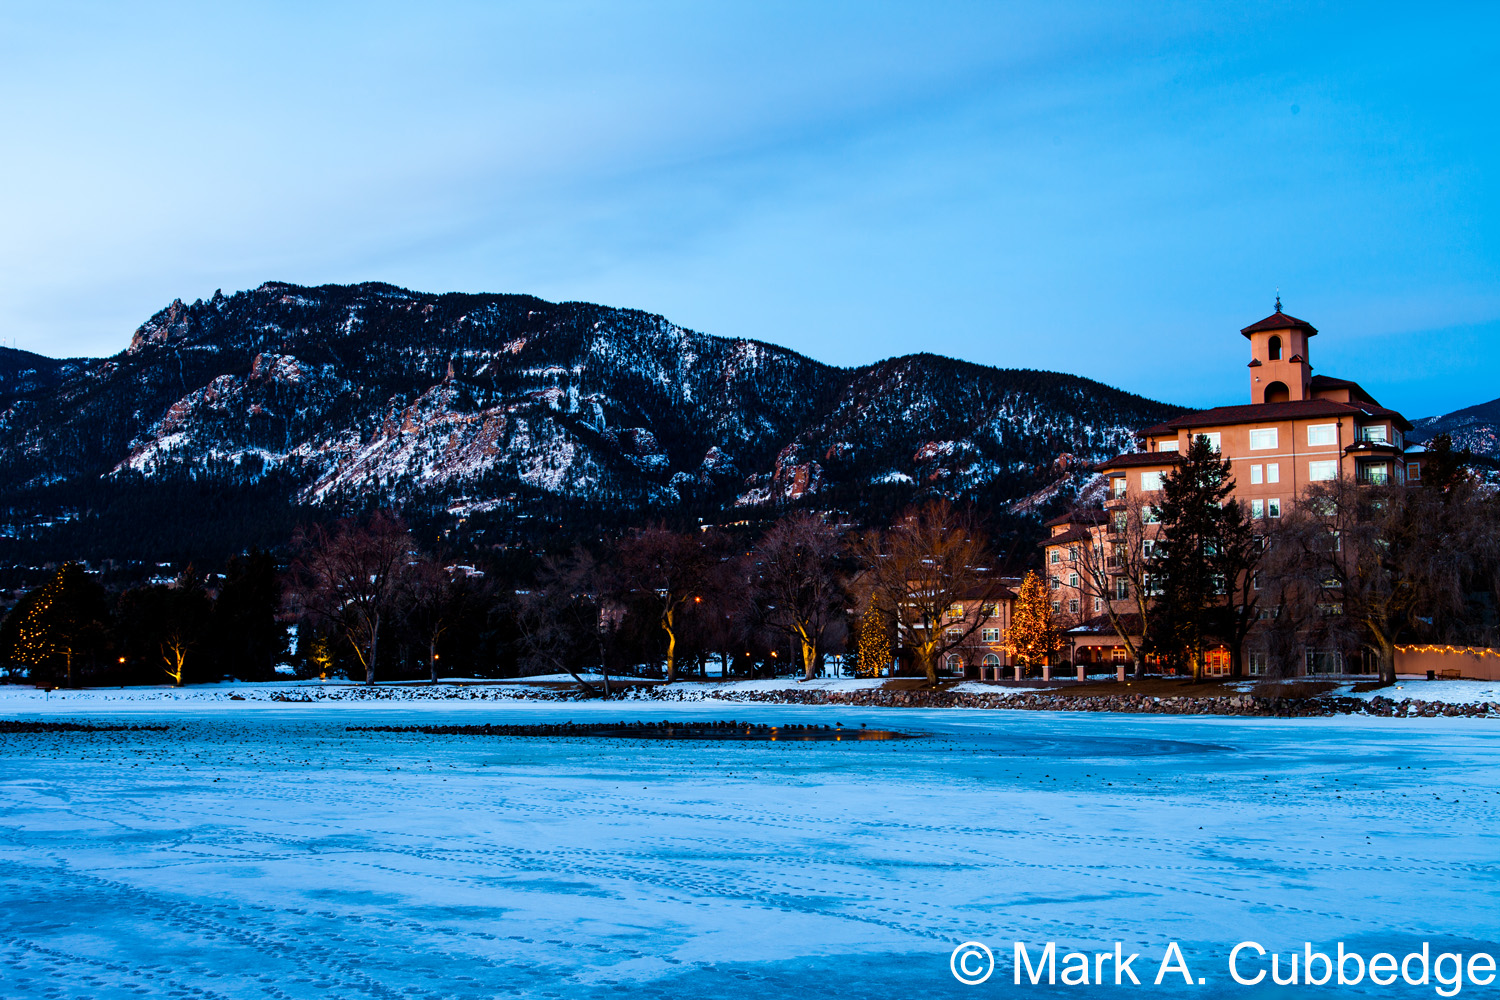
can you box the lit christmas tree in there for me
[855,605,891,678]
[1008,571,1062,669]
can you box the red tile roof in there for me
[1240,310,1318,337]
[1137,397,1411,435]
[1097,451,1183,471]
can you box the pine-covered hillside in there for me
[0,281,1184,558]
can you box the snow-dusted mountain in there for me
[0,281,1180,536]
[1411,397,1500,460]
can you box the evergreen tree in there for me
[1007,570,1062,672]
[1153,434,1235,678]
[1,563,110,686]
[213,549,286,681]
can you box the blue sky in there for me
[1,2,1495,416]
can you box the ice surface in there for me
[1,696,1497,998]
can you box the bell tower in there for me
[1241,296,1317,404]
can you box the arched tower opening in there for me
[1264,380,1290,404]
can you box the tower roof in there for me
[1240,309,1318,338]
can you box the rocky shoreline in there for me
[249,681,1500,718]
[636,686,1500,718]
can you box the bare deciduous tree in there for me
[1071,499,1159,679]
[289,512,414,685]
[854,499,1005,686]
[748,512,848,681]
[614,527,727,683]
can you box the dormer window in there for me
[1268,335,1282,361]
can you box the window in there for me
[1093,597,1103,612]
[1359,461,1390,485]
[1049,576,1059,590]
[1068,598,1080,614]
[946,603,964,620]
[1144,573,1164,596]
[1306,649,1344,675]
[1068,572,1079,588]
[1309,459,1339,481]
[1111,477,1127,497]
[1112,647,1127,663]
[1250,499,1264,519]
[1141,505,1161,524]
[945,653,964,673]
[1140,471,1163,491]
[980,603,998,618]
[982,653,1001,667]
[982,628,1000,643]
[1114,578,1129,601]
[1110,510,1127,533]
[1267,498,1281,518]
[1361,425,1388,445]
[1308,423,1337,447]
[1408,462,1421,481]
[1248,652,1267,676]
[1142,539,1157,559]
[1068,547,1078,562]
[946,627,963,641]
[1393,429,1405,450]
[1049,550,1060,564]
[1051,601,1061,614]
[1266,462,1280,484]
[1194,432,1221,452]
[1252,572,1262,591]
[1250,464,1263,485]
[1249,428,1278,450]
[1156,439,1179,453]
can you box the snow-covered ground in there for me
[2,698,1498,998]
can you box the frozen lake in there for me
[2,698,1498,998]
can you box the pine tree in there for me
[1153,434,1236,678]
[1008,570,1062,671]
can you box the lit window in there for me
[1251,499,1264,519]
[1267,498,1281,518]
[946,603,964,620]
[982,653,1001,667]
[982,628,1000,643]
[1266,462,1280,483]
[1307,423,1337,447]
[1250,464,1263,485]
[1140,471,1163,491]
[1249,428,1278,450]
[1408,462,1421,480]
[1309,460,1339,481]
[1156,439,1179,453]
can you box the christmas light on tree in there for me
[856,605,891,678]
[1007,571,1062,669]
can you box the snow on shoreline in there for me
[2,675,1498,711]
